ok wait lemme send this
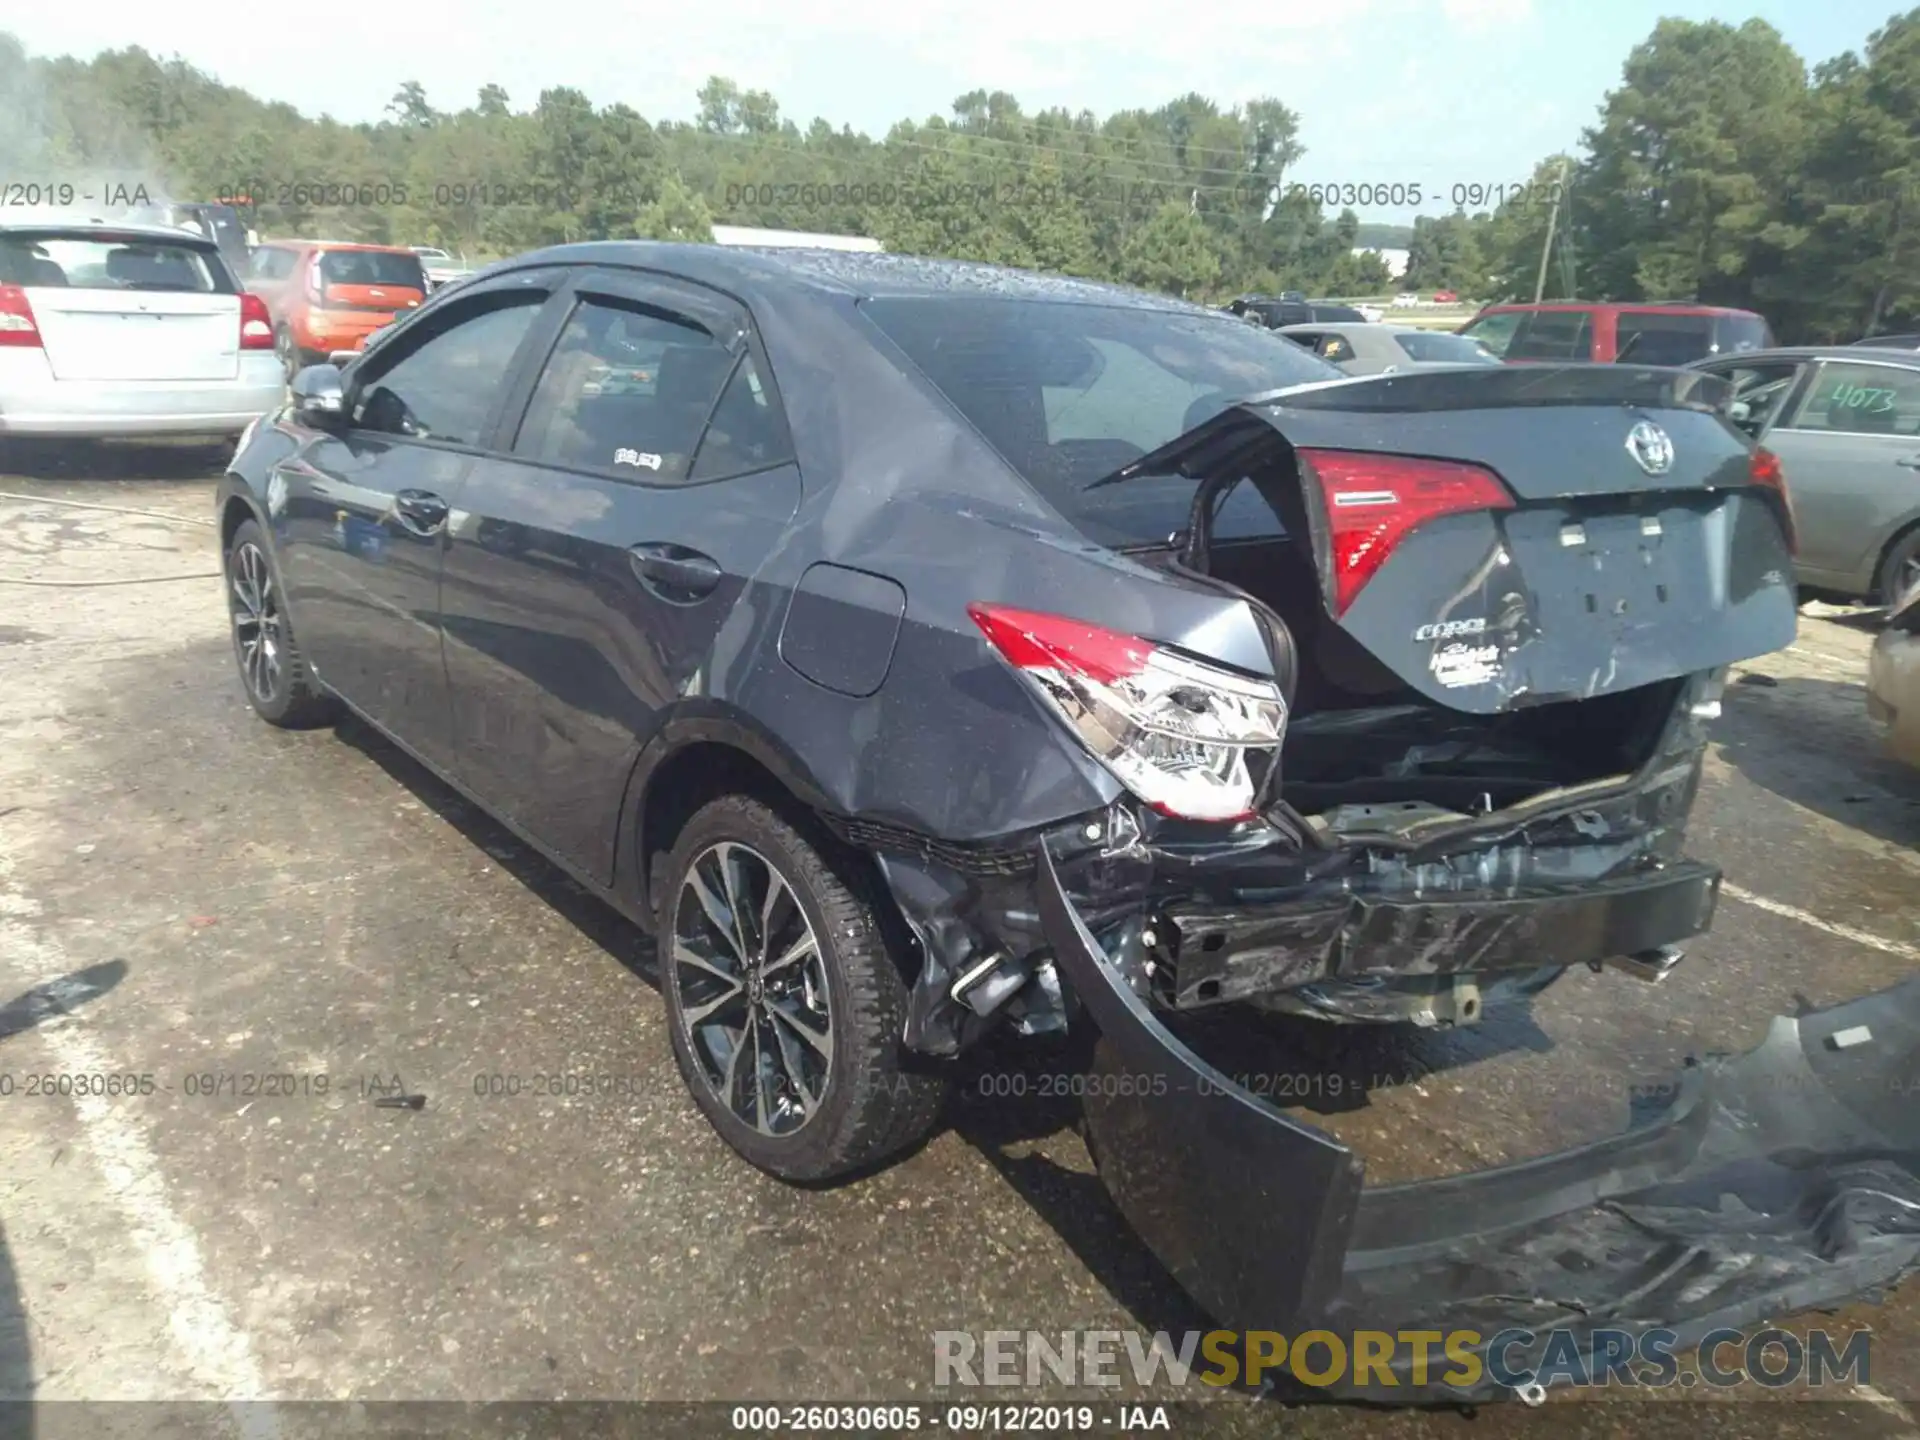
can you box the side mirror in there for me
[289,364,346,423]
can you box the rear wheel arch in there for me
[626,727,922,991]
[220,491,266,554]
[1873,518,1920,603]
[623,717,844,925]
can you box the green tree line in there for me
[6,11,1920,338]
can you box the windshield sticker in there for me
[1431,641,1501,689]
[613,448,663,470]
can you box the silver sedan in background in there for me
[1691,345,1920,604]
[1277,321,1500,376]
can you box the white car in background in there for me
[409,246,474,292]
[0,219,284,439]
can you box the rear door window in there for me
[1711,362,1805,435]
[688,353,793,480]
[1784,361,1920,435]
[352,292,548,445]
[514,296,737,482]
[1615,311,1714,366]
[1506,310,1593,360]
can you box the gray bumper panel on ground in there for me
[1038,845,1920,1403]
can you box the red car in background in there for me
[1432,290,1458,303]
[1459,300,1775,365]
[242,240,427,375]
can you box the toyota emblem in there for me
[1626,420,1674,476]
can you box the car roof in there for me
[492,242,1228,315]
[1475,300,1762,318]
[262,239,422,254]
[1690,345,1920,366]
[1279,321,1425,337]
[0,217,218,246]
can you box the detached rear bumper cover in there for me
[1039,846,1920,1403]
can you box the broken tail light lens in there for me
[1749,446,1797,554]
[1297,448,1515,617]
[968,603,1287,823]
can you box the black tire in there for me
[1876,526,1920,608]
[224,519,340,729]
[659,794,947,1181]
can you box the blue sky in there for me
[5,0,1903,222]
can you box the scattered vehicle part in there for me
[1868,579,1920,768]
[1046,848,1920,1403]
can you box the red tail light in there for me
[0,285,42,349]
[1297,449,1515,617]
[238,292,275,351]
[967,603,1287,822]
[1749,446,1797,554]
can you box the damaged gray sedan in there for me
[217,244,1920,1401]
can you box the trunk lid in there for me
[1108,365,1797,713]
[30,286,241,382]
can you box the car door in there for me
[439,267,803,883]
[1753,357,1920,590]
[272,269,563,770]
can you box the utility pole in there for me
[1533,157,1571,303]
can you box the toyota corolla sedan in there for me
[0,219,284,438]
[215,243,1920,1401]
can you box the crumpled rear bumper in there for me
[1037,845,1920,1403]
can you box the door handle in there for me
[393,489,449,535]
[1897,456,1920,469]
[629,542,722,601]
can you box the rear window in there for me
[0,231,232,293]
[1310,304,1366,322]
[861,295,1338,547]
[1396,331,1499,364]
[319,250,425,290]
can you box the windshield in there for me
[319,250,426,290]
[1397,331,1499,364]
[861,295,1338,547]
[0,230,232,293]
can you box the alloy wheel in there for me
[229,542,283,704]
[671,841,833,1137]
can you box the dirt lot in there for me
[1,439,1917,1439]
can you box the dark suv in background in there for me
[1224,294,1367,328]
[1460,301,1775,365]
